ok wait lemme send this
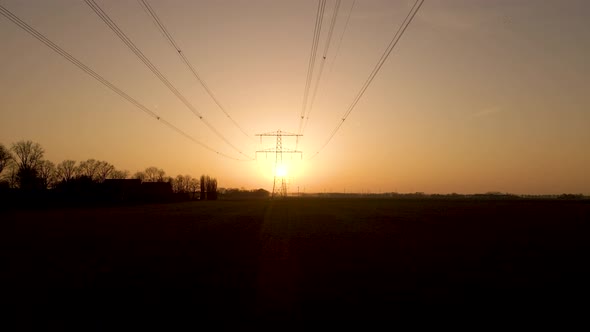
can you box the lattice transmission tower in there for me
[256,130,302,198]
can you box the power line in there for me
[309,0,425,160]
[84,0,253,160]
[0,3,249,162]
[137,0,252,139]
[300,0,342,136]
[327,0,356,76]
[298,0,326,135]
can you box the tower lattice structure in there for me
[256,130,302,198]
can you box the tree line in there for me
[0,140,217,200]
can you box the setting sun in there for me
[275,164,288,177]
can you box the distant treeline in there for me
[304,192,589,200]
[219,188,270,199]
[0,140,238,207]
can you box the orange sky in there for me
[1,0,589,194]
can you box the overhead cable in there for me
[298,0,327,135]
[327,0,356,76]
[300,0,342,136]
[137,0,252,139]
[84,0,253,160]
[309,0,425,160]
[0,3,249,161]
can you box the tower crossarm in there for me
[255,130,302,137]
[255,148,302,153]
[255,149,302,160]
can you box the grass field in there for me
[1,198,589,324]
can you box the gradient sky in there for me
[1,0,589,194]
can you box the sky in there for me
[1,0,589,194]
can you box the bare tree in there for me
[11,140,44,172]
[172,174,200,198]
[174,175,185,193]
[173,174,187,193]
[78,159,102,181]
[37,160,57,189]
[56,160,77,183]
[144,166,166,182]
[96,161,115,182]
[0,143,13,175]
[11,140,44,190]
[109,169,129,179]
[188,177,199,199]
[133,171,146,182]
[157,169,166,182]
[145,167,159,182]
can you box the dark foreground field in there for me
[1,198,589,325]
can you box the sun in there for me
[275,164,288,177]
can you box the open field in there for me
[1,198,589,324]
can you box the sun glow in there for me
[275,164,288,177]
[255,157,306,191]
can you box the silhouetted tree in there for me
[11,140,44,171]
[11,140,44,190]
[96,161,114,182]
[77,159,102,181]
[133,171,146,182]
[144,166,166,182]
[37,160,57,189]
[206,177,218,200]
[109,169,129,179]
[56,160,77,183]
[172,174,200,198]
[188,177,199,198]
[558,193,584,200]
[199,175,217,200]
[134,167,166,183]
[200,175,206,199]
[220,188,270,199]
[0,143,13,175]
[173,174,189,193]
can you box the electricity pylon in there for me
[256,130,302,198]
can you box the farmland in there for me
[1,198,589,324]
